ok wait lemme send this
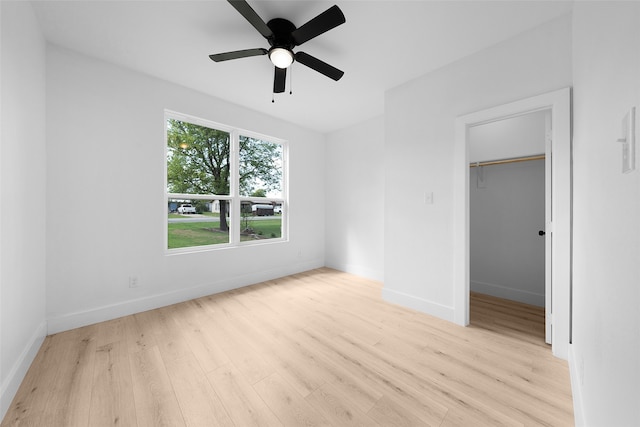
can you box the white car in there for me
[273,205,283,214]
[177,203,196,214]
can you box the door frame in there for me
[453,88,571,359]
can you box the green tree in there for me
[239,137,282,197]
[167,119,231,230]
[167,120,283,232]
[250,188,267,198]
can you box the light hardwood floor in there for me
[2,268,574,426]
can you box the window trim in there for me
[164,110,288,254]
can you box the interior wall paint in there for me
[571,3,640,426]
[469,110,546,163]
[383,14,571,320]
[470,160,545,306]
[1,0,3,417]
[325,116,384,281]
[45,46,326,333]
[0,2,48,419]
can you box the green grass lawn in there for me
[240,218,282,242]
[168,220,228,248]
[168,218,281,249]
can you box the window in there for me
[165,111,286,252]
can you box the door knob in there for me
[538,230,546,236]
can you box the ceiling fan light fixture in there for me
[269,47,294,69]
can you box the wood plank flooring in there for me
[2,268,574,426]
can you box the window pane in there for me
[165,113,286,253]
[239,136,283,198]
[167,119,231,196]
[167,198,231,249]
[239,202,283,242]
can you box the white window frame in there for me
[165,110,288,254]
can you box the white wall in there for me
[383,15,572,320]
[470,160,545,306]
[0,2,48,418]
[45,46,326,333]
[325,117,384,281]
[469,110,546,163]
[571,2,640,426]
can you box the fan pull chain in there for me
[289,66,293,95]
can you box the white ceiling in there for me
[31,0,573,134]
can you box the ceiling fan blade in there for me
[295,51,344,81]
[291,5,345,46]
[209,48,267,62]
[227,0,273,39]
[273,67,286,93]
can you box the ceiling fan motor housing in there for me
[267,18,296,52]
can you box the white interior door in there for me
[544,111,552,344]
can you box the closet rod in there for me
[469,154,545,168]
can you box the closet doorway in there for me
[468,111,550,344]
[453,88,571,359]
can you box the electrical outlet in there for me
[129,276,140,288]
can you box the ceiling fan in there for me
[209,0,346,94]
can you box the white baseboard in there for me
[1,320,47,421]
[470,280,545,307]
[47,259,323,334]
[381,287,454,322]
[568,344,585,426]
[324,261,384,282]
